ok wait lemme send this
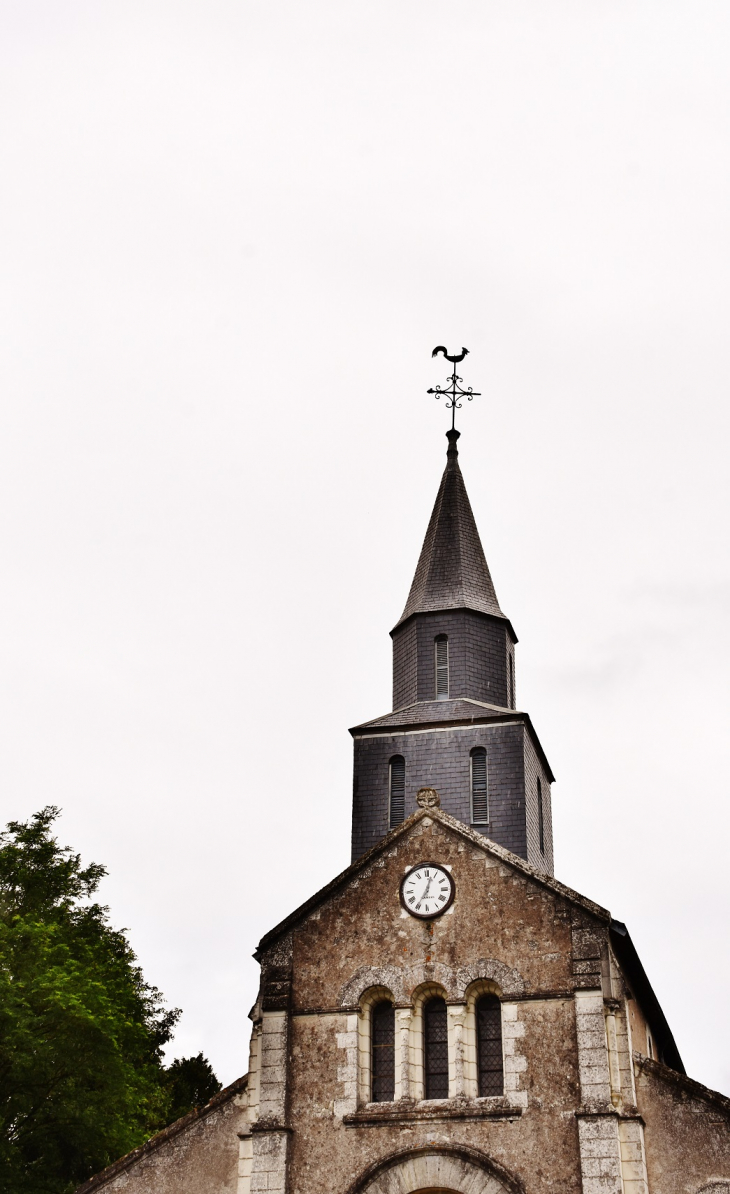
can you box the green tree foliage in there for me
[0,807,219,1194]
[165,1052,221,1124]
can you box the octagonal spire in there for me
[394,429,506,630]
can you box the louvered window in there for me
[423,996,449,1099]
[389,756,405,828]
[476,994,503,1096]
[371,1001,395,1102]
[537,777,545,854]
[434,635,449,699]
[508,653,515,708]
[471,748,488,824]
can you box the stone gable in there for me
[286,815,585,1015]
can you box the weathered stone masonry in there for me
[74,422,729,1194]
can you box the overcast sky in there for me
[1,1,729,1095]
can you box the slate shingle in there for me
[394,429,505,629]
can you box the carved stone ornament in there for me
[416,787,441,809]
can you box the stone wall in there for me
[281,819,594,1194]
[76,813,727,1194]
[75,1079,249,1194]
[636,1057,730,1194]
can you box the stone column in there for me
[501,1002,528,1110]
[396,1007,412,1101]
[618,1118,650,1194]
[335,1013,359,1117]
[250,1011,290,1194]
[447,1004,468,1099]
[573,989,651,1194]
[574,990,623,1194]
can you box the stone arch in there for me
[356,985,397,1105]
[696,1184,730,1192]
[408,981,451,1101]
[406,962,458,1000]
[344,1144,526,1194]
[454,958,525,999]
[340,966,409,1006]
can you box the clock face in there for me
[400,862,455,919]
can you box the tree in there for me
[165,1053,221,1124]
[0,807,218,1194]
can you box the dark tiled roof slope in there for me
[394,431,505,629]
[350,697,555,781]
[351,697,514,731]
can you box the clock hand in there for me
[422,877,433,899]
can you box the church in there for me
[78,379,729,1194]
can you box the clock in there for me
[400,862,455,919]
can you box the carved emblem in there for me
[416,787,441,809]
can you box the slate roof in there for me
[349,698,556,782]
[394,429,506,630]
[352,697,515,730]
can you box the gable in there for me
[257,814,608,1014]
[256,804,609,967]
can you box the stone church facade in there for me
[78,430,729,1194]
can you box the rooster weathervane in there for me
[428,346,480,431]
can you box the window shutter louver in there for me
[389,756,405,828]
[435,636,449,698]
[471,748,488,824]
[537,777,545,854]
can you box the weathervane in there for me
[428,345,480,431]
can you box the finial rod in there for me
[427,346,480,431]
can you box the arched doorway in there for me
[346,1144,525,1194]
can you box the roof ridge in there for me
[635,1054,729,1113]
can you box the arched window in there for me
[434,635,449,699]
[476,994,503,1096]
[508,653,515,708]
[389,756,405,828]
[371,1001,395,1102]
[537,777,545,854]
[423,996,449,1098]
[470,747,488,824]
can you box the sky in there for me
[0,1,728,1095]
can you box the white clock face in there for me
[401,862,455,919]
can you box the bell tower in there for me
[350,372,555,871]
